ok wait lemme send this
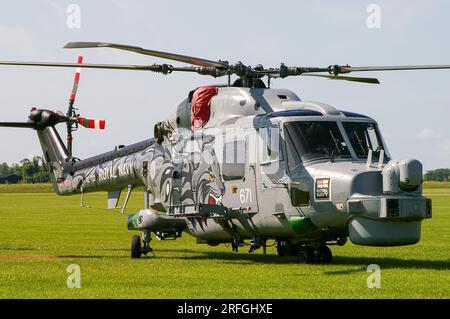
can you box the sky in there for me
[0,0,449,171]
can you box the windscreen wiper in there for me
[328,130,342,162]
[353,130,367,156]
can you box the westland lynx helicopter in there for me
[0,42,447,263]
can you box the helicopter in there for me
[0,42,447,263]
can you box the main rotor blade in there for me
[0,122,35,128]
[0,60,165,71]
[0,61,223,77]
[64,42,228,69]
[338,65,450,74]
[302,74,380,84]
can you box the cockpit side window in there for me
[342,122,389,161]
[260,125,281,164]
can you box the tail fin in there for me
[0,109,73,195]
[37,125,72,194]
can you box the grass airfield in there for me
[0,184,449,298]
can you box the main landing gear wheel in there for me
[316,245,333,264]
[131,235,142,259]
[297,246,314,264]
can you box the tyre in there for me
[317,245,332,264]
[297,246,314,264]
[131,235,142,259]
[276,242,289,257]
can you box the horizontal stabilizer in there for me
[108,190,122,209]
[0,121,35,128]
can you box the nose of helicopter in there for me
[303,159,431,246]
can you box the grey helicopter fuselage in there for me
[0,40,444,262]
[35,85,431,252]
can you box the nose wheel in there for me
[131,235,141,258]
[131,231,153,259]
[297,246,314,264]
[297,244,333,264]
[276,241,298,257]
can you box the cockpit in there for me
[281,119,390,170]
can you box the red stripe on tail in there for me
[69,56,83,102]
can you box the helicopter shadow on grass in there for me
[322,256,450,276]
[157,248,299,265]
[157,248,450,271]
[52,247,450,271]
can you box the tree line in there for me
[0,156,50,183]
[0,156,449,183]
[424,168,450,182]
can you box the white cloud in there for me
[417,128,442,141]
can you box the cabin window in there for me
[222,138,246,181]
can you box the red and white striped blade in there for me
[70,56,83,102]
[78,117,105,129]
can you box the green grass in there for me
[0,186,449,298]
[0,183,53,193]
[423,181,450,189]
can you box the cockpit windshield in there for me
[342,122,389,161]
[284,121,351,170]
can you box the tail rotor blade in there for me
[70,56,83,103]
[78,117,105,130]
[66,56,83,155]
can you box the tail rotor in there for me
[0,55,106,157]
[64,55,105,155]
